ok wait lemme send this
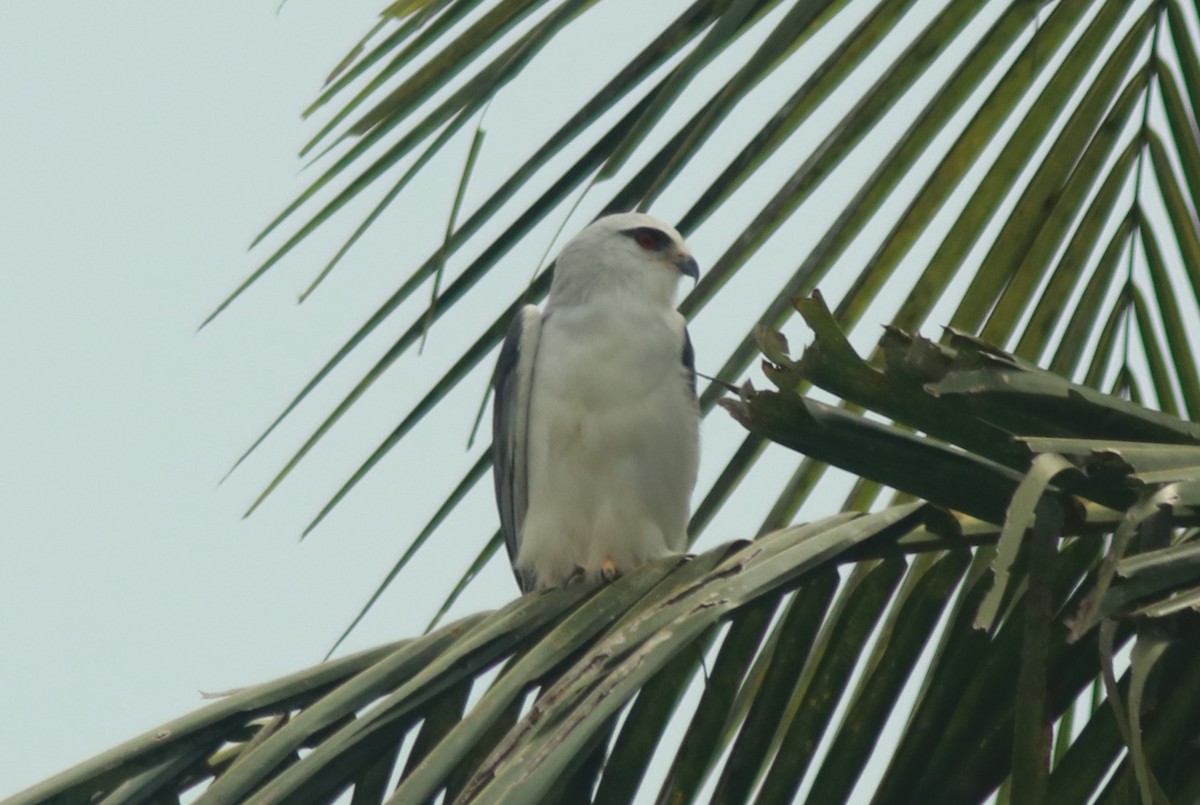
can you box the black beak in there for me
[676,254,700,281]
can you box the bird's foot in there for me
[567,565,588,585]
[600,557,619,582]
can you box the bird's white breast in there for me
[518,298,699,587]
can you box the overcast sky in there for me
[0,2,476,793]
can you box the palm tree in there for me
[14,1,1200,802]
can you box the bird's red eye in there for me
[635,232,658,250]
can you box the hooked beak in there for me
[675,254,700,282]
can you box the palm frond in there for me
[19,322,1200,803]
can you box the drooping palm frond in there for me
[17,324,1200,803]
[729,310,1200,804]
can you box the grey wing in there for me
[682,327,697,399]
[492,304,542,592]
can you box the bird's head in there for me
[549,212,699,307]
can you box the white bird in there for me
[492,212,701,591]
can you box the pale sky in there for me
[0,0,526,791]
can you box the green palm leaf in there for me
[20,319,1200,803]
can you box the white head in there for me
[548,212,699,308]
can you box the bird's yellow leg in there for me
[600,557,618,582]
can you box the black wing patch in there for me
[681,328,697,399]
[492,306,542,593]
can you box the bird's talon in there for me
[600,558,618,582]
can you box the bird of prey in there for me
[492,212,701,592]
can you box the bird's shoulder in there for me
[493,305,541,385]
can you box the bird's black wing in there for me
[492,305,542,592]
[681,327,697,399]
